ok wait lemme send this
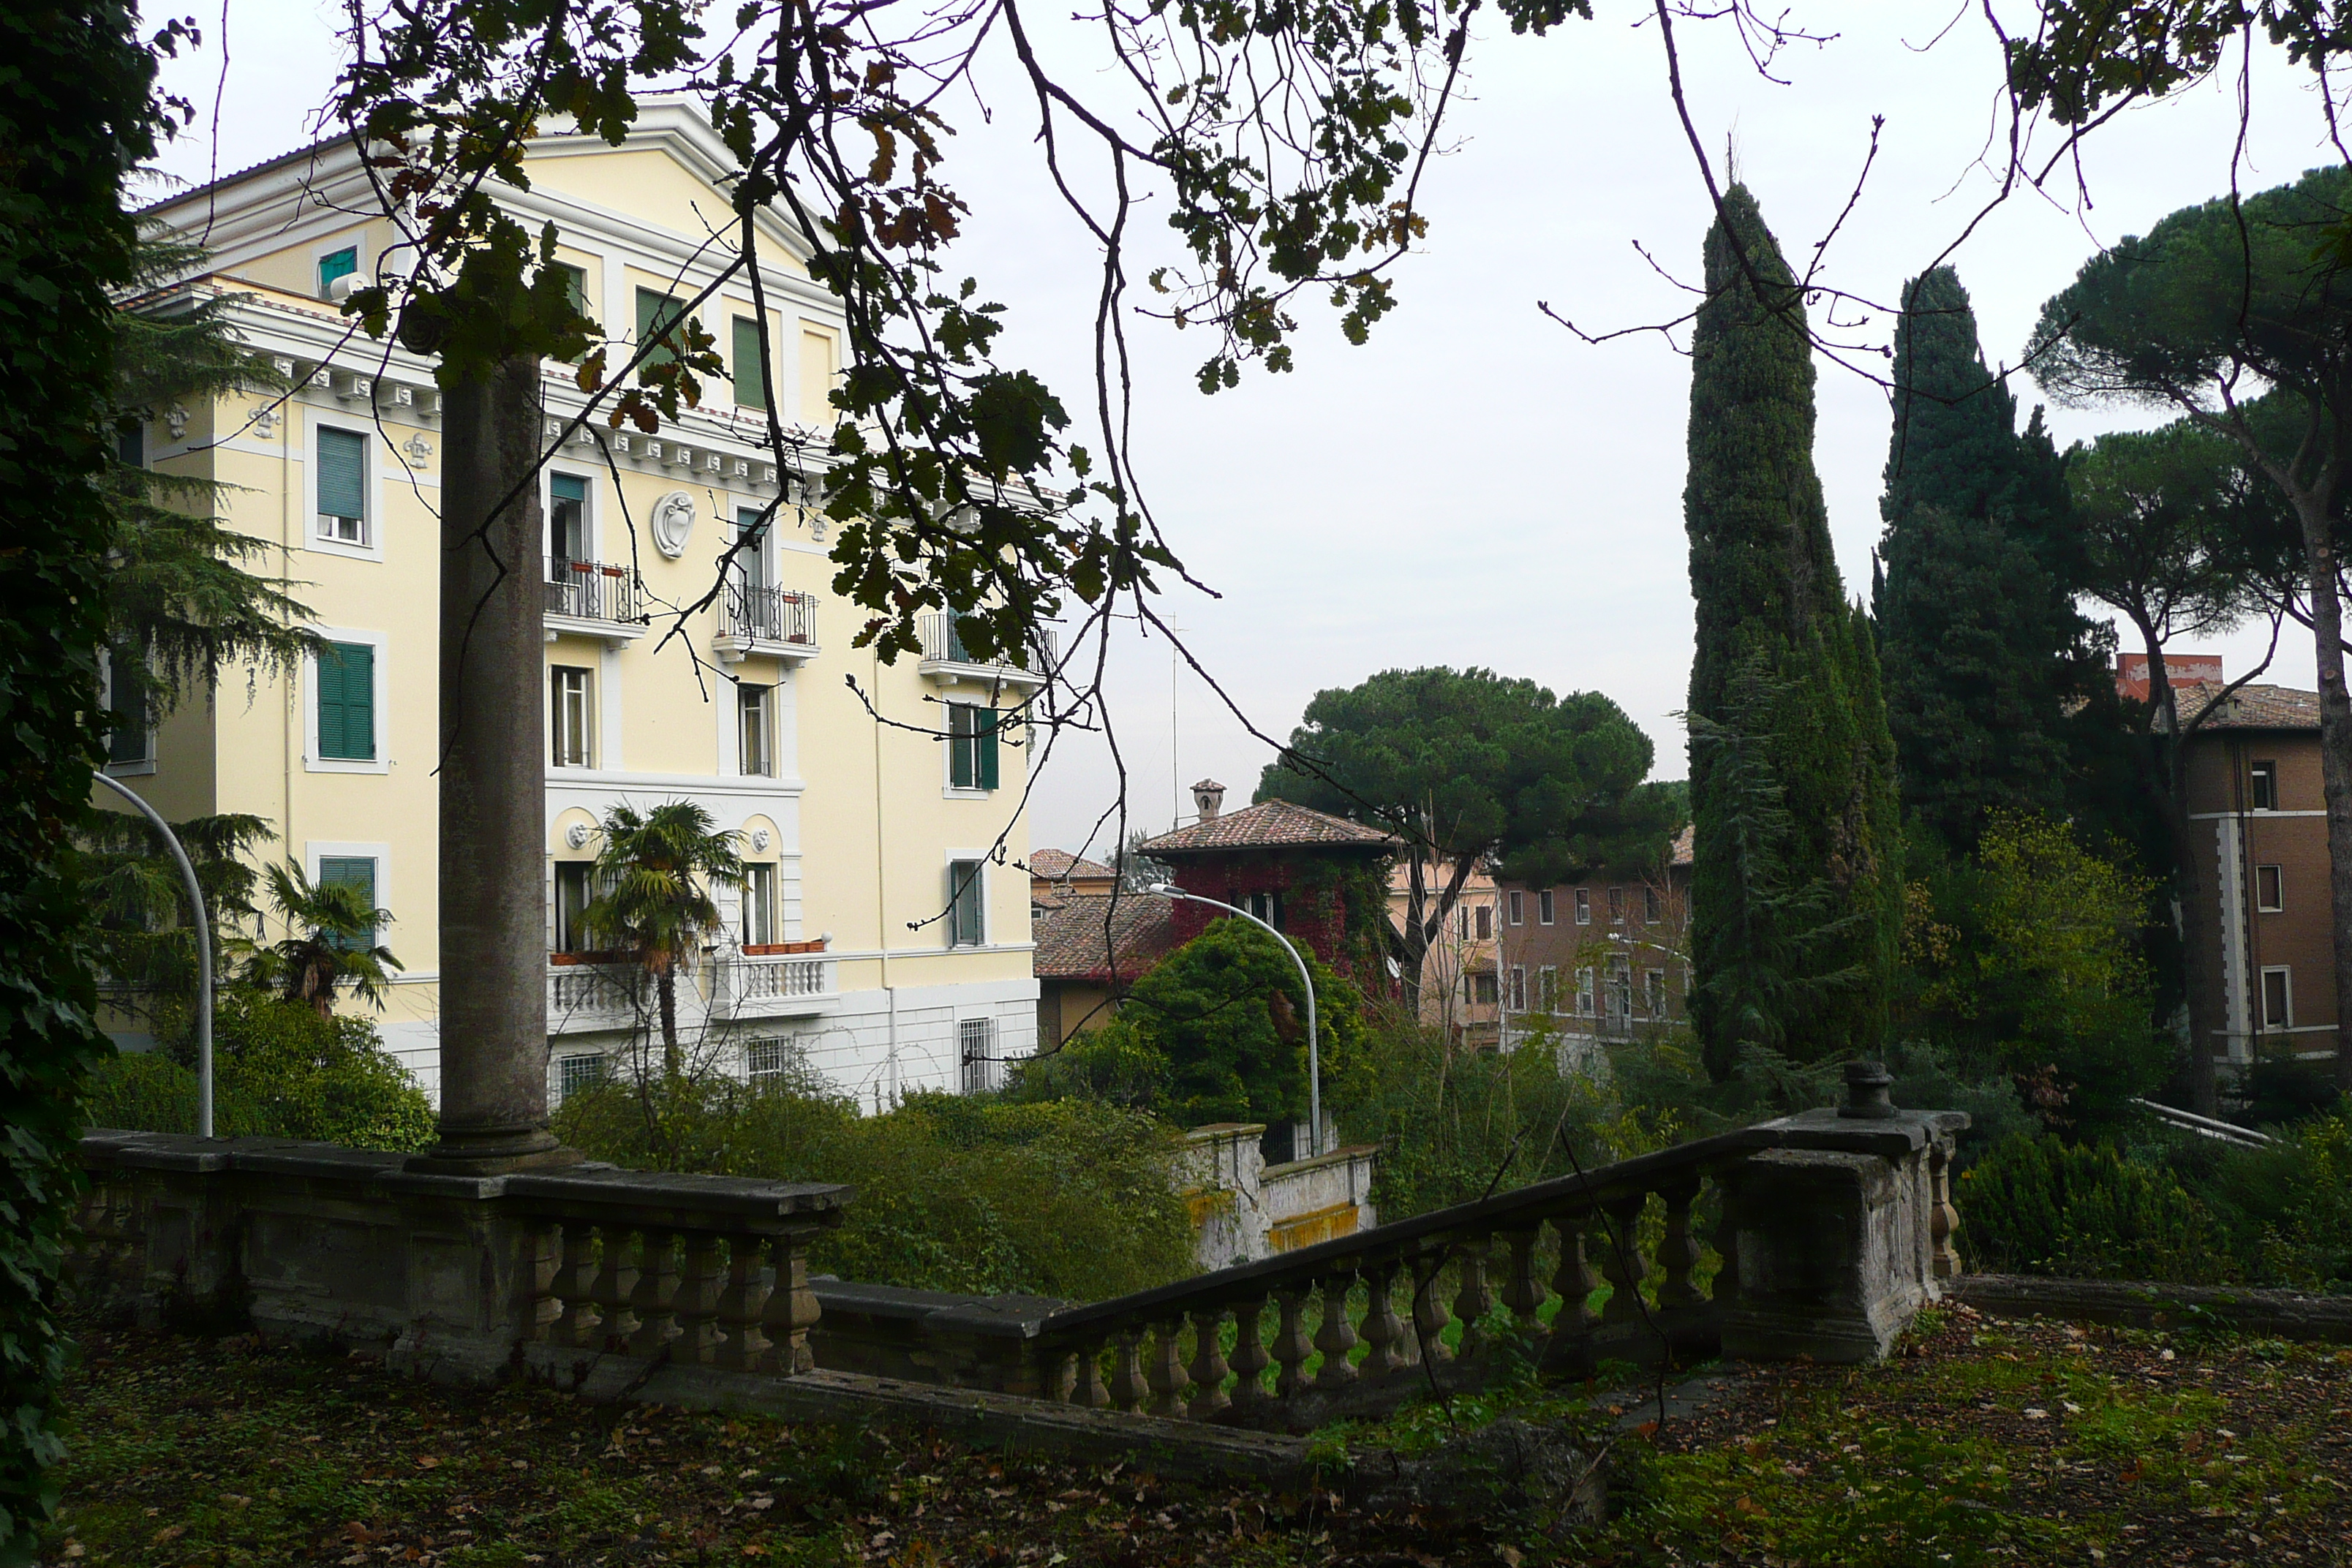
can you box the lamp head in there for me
[1144,882,1173,896]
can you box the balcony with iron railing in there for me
[713,581,819,665]
[545,557,648,644]
[916,611,1055,690]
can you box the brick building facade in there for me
[2175,679,2340,1072]
[1491,825,1693,1046]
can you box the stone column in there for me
[412,355,575,1174]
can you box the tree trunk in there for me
[412,355,572,1172]
[2296,501,2352,1097]
[2138,622,2222,1117]
[658,964,681,1082]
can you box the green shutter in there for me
[733,317,766,408]
[948,706,974,789]
[977,708,1000,791]
[317,427,366,523]
[637,288,684,370]
[317,641,375,761]
[319,856,377,949]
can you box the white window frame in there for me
[1538,965,1558,1012]
[2261,965,2294,1031]
[1474,902,1493,941]
[303,627,391,775]
[1645,884,1665,924]
[551,663,595,769]
[946,856,987,948]
[738,682,775,777]
[943,699,990,798]
[552,859,598,954]
[959,1016,1000,1093]
[1575,889,1591,926]
[742,861,777,947]
[303,843,391,940]
[556,1052,606,1104]
[1539,889,1556,926]
[546,465,598,564]
[2255,863,2284,913]
[745,1035,802,1082]
[1508,965,1526,1011]
[1575,965,1597,1017]
[306,415,385,563]
[2250,761,2280,812]
[1508,889,1524,926]
[1645,967,1667,1017]
[311,232,368,301]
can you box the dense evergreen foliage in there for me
[1682,186,1902,1078]
[1259,666,1681,1008]
[0,1,173,1547]
[1873,268,2097,856]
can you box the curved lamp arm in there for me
[92,772,213,1139]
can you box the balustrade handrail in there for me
[1028,1105,1963,1343]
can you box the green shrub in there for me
[86,1050,271,1137]
[116,990,435,1150]
[2159,1107,2352,1292]
[1003,1019,1169,1109]
[554,1074,1195,1301]
[1114,916,1373,1126]
[1957,1133,2238,1284]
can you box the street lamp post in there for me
[91,771,214,1138]
[1146,883,1322,1158]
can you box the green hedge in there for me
[1957,1133,2238,1284]
[88,991,434,1152]
[555,1078,1195,1302]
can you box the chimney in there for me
[1192,778,1226,821]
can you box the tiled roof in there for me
[1670,824,1695,867]
[1030,848,1117,883]
[1032,894,1177,983]
[2175,682,2323,731]
[1138,798,1398,856]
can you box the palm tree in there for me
[242,861,403,1017]
[581,802,745,1079]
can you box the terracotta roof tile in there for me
[1138,798,1397,856]
[2175,681,2323,731]
[1670,824,1695,867]
[1029,848,1117,883]
[1032,893,1177,982]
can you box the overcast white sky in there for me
[149,1,2341,859]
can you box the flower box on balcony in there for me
[741,939,826,956]
[549,950,627,965]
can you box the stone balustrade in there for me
[70,1131,848,1385]
[805,1074,1966,1433]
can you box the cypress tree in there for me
[1874,267,2092,855]
[1684,186,1903,1079]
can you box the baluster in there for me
[1597,1195,1648,1327]
[1930,1144,1964,1281]
[1066,1339,1109,1407]
[1358,1263,1408,1382]
[1188,1307,1232,1419]
[1271,1286,1316,1396]
[1452,1235,1494,1361]
[1408,1248,1452,1366]
[713,1237,771,1371]
[769,1235,821,1374]
[1313,1274,1360,1387]
[547,1222,600,1347]
[1228,1297,1272,1412]
[1107,1328,1148,1414]
[627,1228,679,1357]
[1551,1221,1601,1332]
[587,1224,639,1352]
[1656,1179,1704,1308]
[1145,1317,1192,1419]
[1499,1226,1546,1328]
[673,1233,723,1364]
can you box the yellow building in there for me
[115,101,1040,1107]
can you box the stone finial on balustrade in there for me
[1839,1059,1898,1119]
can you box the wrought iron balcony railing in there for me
[916,611,1056,674]
[544,557,645,625]
[719,582,816,647]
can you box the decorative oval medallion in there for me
[651,490,697,558]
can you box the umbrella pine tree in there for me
[1683,186,1902,1079]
